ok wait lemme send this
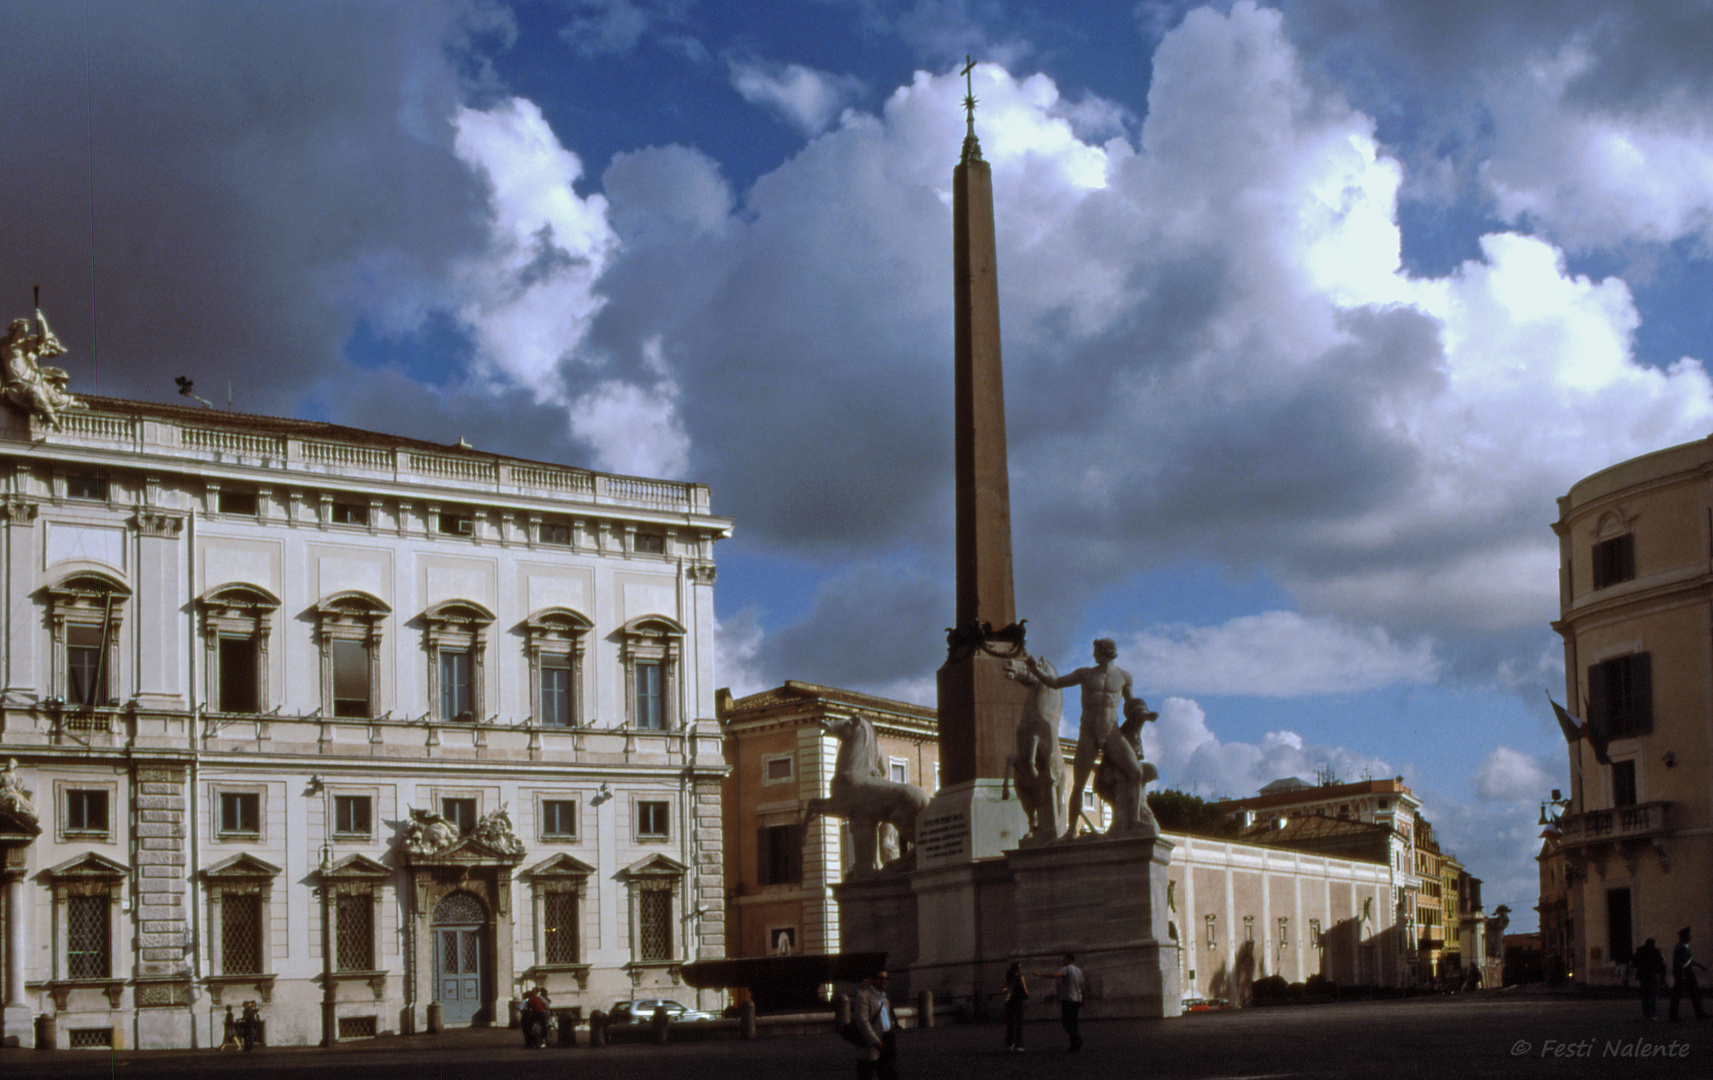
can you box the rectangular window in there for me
[758,822,804,886]
[64,788,109,834]
[442,798,477,835]
[222,894,262,974]
[1591,534,1635,589]
[637,800,669,839]
[540,522,571,546]
[542,799,576,839]
[1205,914,1217,948]
[1279,917,1290,947]
[540,658,572,728]
[66,789,109,834]
[440,650,472,721]
[66,474,108,501]
[1244,916,1254,943]
[1611,759,1638,808]
[888,759,908,784]
[544,891,579,964]
[634,531,665,554]
[218,489,258,515]
[763,756,793,783]
[639,882,672,961]
[333,640,371,718]
[219,792,260,836]
[1310,919,1322,946]
[336,893,374,971]
[332,501,369,526]
[334,795,372,837]
[635,661,664,730]
[437,508,474,535]
[67,894,111,978]
[218,637,259,713]
[67,624,107,709]
[1588,653,1653,740]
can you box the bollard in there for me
[508,998,521,1029]
[651,1004,670,1044]
[588,1009,606,1048]
[557,1012,576,1048]
[834,992,851,1028]
[740,1000,757,1040]
[34,1014,55,1050]
[916,989,934,1029]
[426,1002,443,1034]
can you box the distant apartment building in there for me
[1552,435,1713,984]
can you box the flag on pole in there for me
[1546,692,1611,766]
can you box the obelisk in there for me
[936,62,1026,792]
[914,62,1031,879]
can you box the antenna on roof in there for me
[174,376,215,409]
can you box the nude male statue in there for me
[1027,638,1135,836]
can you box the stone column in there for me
[4,869,28,1043]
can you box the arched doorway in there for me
[432,890,489,1025]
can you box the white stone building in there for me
[0,392,731,1048]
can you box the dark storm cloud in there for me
[3,2,497,417]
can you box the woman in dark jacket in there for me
[1001,961,1029,1051]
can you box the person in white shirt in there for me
[1036,953,1085,1051]
[854,970,899,1079]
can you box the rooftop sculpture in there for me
[3,307,83,428]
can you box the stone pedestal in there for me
[1007,834,1181,1018]
[835,873,919,993]
[915,780,1027,869]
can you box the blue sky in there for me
[16,1,1713,930]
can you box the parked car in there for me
[607,998,715,1023]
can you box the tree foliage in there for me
[1147,788,1242,838]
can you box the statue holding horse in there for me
[803,714,929,876]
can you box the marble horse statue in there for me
[803,715,930,875]
[1092,696,1161,837]
[1004,655,1066,844]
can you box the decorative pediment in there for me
[320,853,392,881]
[620,614,685,638]
[424,599,495,627]
[44,571,130,606]
[204,853,282,881]
[527,853,596,881]
[198,583,282,613]
[620,853,688,879]
[405,832,526,868]
[525,607,593,635]
[46,851,129,881]
[317,590,391,617]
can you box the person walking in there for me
[854,970,898,1080]
[217,1005,241,1051]
[1633,938,1666,1020]
[1000,961,1029,1052]
[1036,953,1085,1051]
[240,1000,261,1051]
[1669,926,1709,1021]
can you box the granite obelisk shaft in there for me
[937,133,1024,788]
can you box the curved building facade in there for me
[1553,437,1713,985]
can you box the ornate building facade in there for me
[0,390,731,1048]
[1552,436,1713,984]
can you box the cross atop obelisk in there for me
[937,58,1025,790]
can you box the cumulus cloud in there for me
[451,97,618,399]
[1138,697,1395,801]
[1121,612,1438,698]
[1473,745,1555,802]
[729,58,866,136]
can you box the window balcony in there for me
[1557,801,1672,850]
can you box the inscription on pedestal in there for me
[917,808,971,866]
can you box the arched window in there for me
[424,601,494,722]
[45,572,130,711]
[199,585,281,715]
[618,615,684,731]
[523,608,592,728]
[315,591,390,719]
